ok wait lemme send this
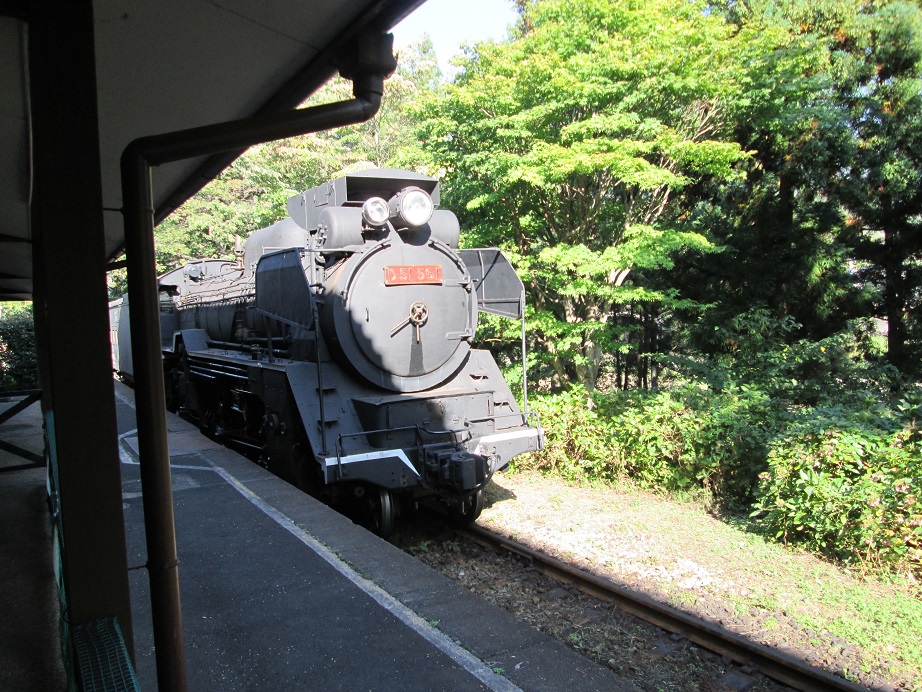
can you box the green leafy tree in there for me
[672,0,868,357]
[418,0,751,390]
[0,302,37,391]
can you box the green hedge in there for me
[0,305,38,391]
[525,384,774,503]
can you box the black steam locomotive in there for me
[110,169,542,535]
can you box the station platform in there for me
[4,382,635,690]
[0,391,66,691]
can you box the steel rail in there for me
[454,525,865,692]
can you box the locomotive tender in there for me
[110,168,543,535]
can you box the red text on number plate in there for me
[384,265,443,286]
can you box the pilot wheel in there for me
[449,488,484,526]
[355,485,396,537]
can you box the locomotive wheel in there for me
[201,405,220,438]
[164,342,186,413]
[291,444,321,495]
[449,489,484,526]
[356,486,396,537]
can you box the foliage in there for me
[419,0,751,390]
[522,382,922,574]
[517,313,921,574]
[0,303,38,391]
[829,0,922,375]
[677,309,899,404]
[672,3,861,355]
[686,0,922,375]
[523,382,773,504]
[752,397,922,572]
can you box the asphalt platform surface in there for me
[114,379,636,691]
[0,393,66,691]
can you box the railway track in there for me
[453,524,866,692]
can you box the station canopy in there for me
[0,0,423,301]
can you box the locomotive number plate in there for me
[384,265,443,286]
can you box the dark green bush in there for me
[524,383,774,505]
[0,304,38,391]
[522,387,619,482]
[752,396,922,572]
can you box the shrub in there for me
[524,383,775,505]
[512,313,922,575]
[0,304,38,391]
[522,387,618,482]
[752,396,922,572]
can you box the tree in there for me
[671,0,922,382]
[0,302,37,391]
[418,0,749,390]
[672,0,869,357]
[831,0,922,375]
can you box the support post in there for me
[28,0,134,655]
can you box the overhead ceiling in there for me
[0,0,425,301]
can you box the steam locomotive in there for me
[110,168,543,535]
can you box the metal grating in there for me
[72,617,140,692]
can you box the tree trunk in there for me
[883,227,907,371]
[576,338,602,391]
[650,305,659,389]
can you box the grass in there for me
[819,585,922,664]
[726,537,922,682]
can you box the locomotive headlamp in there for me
[362,197,390,227]
[391,187,434,228]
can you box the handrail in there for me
[0,389,44,469]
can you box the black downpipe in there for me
[120,32,395,691]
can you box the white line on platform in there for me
[117,445,212,472]
[114,389,135,409]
